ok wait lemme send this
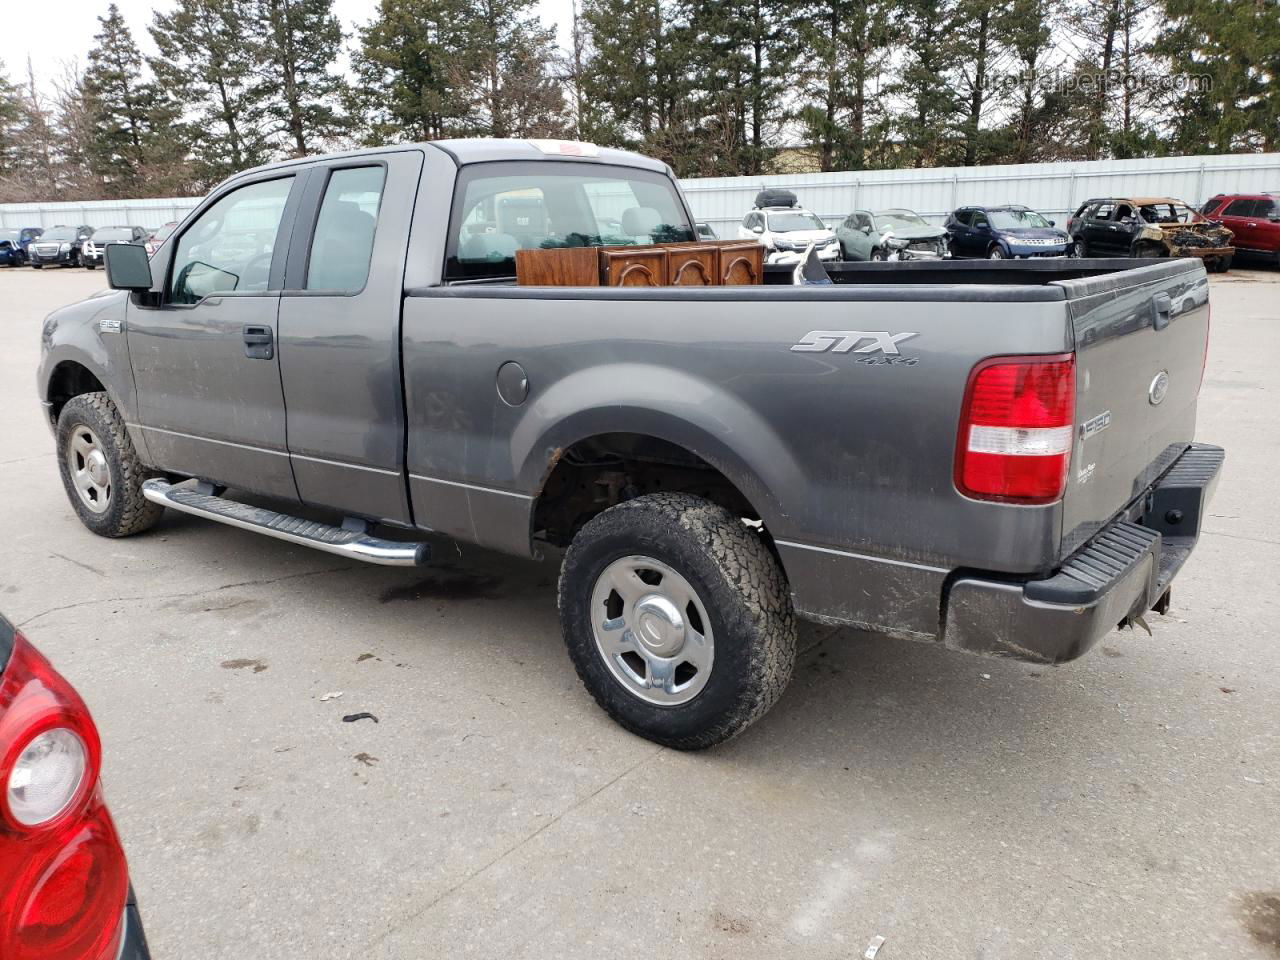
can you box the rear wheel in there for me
[56,392,163,538]
[559,493,796,750]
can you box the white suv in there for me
[739,206,840,264]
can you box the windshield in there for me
[447,161,694,281]
[1139,203,1199,224]
[766,211,826,232]
[152,222,177,241]
[989,209,1051,229]
[92,228,134,241]
[40,227,79,241]
[876,211,928,229]
[0,230,18,242]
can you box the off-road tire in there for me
[559,493,796,750]
[56,392,163,538]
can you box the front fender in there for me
[512,363,804,536]
[37,289,138,423]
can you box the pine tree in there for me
[577,0,701,172]
[796,0,894,171]
[353,0,478,142]
[82,4,173,196]
[459,0,567,138]
[1155,0,1279,153]
[249,0,350,156]
[892,0,966,166]
[150,0,272,186]
[0,61,24,201]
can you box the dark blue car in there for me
[945,205,1073,259]
[0,227,43,266]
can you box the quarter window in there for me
[306,166,386,293]
[169,177,294,304]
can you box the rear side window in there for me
[306,166,386,293]
[1222,198,1255,216]
[170,177,294,304]
[1093,202,1116,221]
[445,161,695,281]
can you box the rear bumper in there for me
[941,443,1224,663]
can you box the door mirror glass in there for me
[104,242,154,290]
[751,224,764,234]
[1048,219,1056,226]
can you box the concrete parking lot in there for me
[2,265,1278,959]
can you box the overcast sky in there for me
[3,0,576,86]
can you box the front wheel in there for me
[56,392,163,538]
[988,245,1005,259]
[31,263,42,270]
[559,493,796,750]
[870,248,886,262]
[1069,241,1084,258]
[85,263,96,270]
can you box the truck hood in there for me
[1151,222,1234,253]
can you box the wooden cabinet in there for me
[514,247,599,286]
[665,244,717,286]
[514,239,764,287]
[599,247,666,287]
[716,241,764,285]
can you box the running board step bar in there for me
[142,479,430,566]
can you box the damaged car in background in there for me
[1067,197,1235,270]
[835,208,950,261]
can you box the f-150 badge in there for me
[791,330,918,355]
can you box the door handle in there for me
[1246,222,1258,228]
[1151,292,1172,331]
[242,324,274,360]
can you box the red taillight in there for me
[0,631,128,960]
[955,353,1076,504]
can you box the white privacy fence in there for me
[4,152,1278,238]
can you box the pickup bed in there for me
[37,139,1223,748]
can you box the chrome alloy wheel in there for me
[590,555,714,706]
[66,425,112,514]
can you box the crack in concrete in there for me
[15,564,354,629]
[366,745,664,949]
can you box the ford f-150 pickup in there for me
[37,139,1223,749]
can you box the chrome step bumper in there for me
[142,479,430,566]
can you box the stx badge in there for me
[790,330,919,355]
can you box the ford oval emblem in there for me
[1148,370,1170,405]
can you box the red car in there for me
[1201,193,1280,266]
[143,222,179,258]
[0,615,150,959]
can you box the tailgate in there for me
[1053,259,1210,558]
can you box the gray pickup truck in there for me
[37,139,1222,748]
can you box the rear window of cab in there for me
[444,161,695,281]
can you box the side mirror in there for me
[105,242,153,291]
[1048,219,1056,226]
[861,225,872,235]
[751,225,764,234]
